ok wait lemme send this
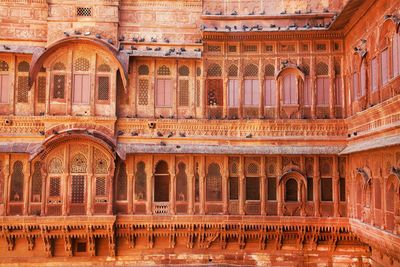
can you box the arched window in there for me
[243,64,259,106]
[116,162,127,201]
[282,73,297,104]
[135,161,146,200]
[73,57,90,104]
[375,179,381,209]
[206,163,222,201]
[386,183,394,213]
[316,63,329,105]
[97,63,111,102]
[178,65,189,76]
[178,66,189,106]
[156,66,172,107]
[0,60,10,103]
[31,161,42,202]
[244,64,258,77]
[371,57,378,92]
[228,65,238,77]
[138,64,149,75]
[285,178,298,202]
[303,65,312,106]
[228,65,239,107]
[207,63,222,77]
[352,72,359,101]
[381,48,389,86]
[10,161,24,202]
[360,59,367,96]
[157,65,171,76]
[176,162,187,201]
[264,64,276,107]
[392,32,400,78]
[17,61,29,103]
[154,161,169,202]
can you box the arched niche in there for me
[278,170,307,216]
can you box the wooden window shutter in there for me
[228,79,239,107]
[264,79,276,106]
[371,58,378,92]
[381,49,389,86]
[0,74,9,103]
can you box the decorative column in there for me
[222,156,228,214]
[259,60,265,118]
[260,156,266,216]
[202,62,207,118]
[277,156,283,216]
[63,145,69,216]
[311,56,316,119]
[146,156,153,215]
[332,156,340,217]
[313,156,321,217]
[188,156,194,215]
[190,62,196,117]
[275,58,280,119]
[223,77,228,118]
[131,59,137,117]
[329,56,335,118]
[239,156,245,215]
[66,50,73,115]
[128,156,134,214]
[40,163,47,216]
[169,156,176,215]
[23,161,30,215]
[199,156,205,215]
[106,161,114,215]
[87,147,94,216]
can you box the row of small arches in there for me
[138,64,201,77]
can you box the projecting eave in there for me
[119,144,345,155]
[0,45,41,55]
[122,50,202,59]
[339,135,400,155]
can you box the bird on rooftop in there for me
[131,45,137,50]
[74,30,81,35]
[270,24,276,28]
[205,11,211,15]
[216,11,222,15]
[119,46,124,51]
[139,38,145,42]
[133,37,138,42]
[260,10,265,15]
[249,10,254,15]
[118,130,124,136]
[164,51,171,56]
[151,37,157,42]
[164,38,169,43]
[3,45,10,50]
[246,133,252,138]
[225,25,231,31]
[119,36,125,41]
[155,47,161,51]
[201,24,206,30]
[179,133,186,137]
[52,130,58,135]
[108,39,114,45]
[157,132,163,137]
[194,48,201,52]
[306,9,312,14]
[231,11,238,15]
[180,47,186,52]
[295,10,301,14]
[280,10,287,15]
[282,60,288,64]
[146,46,152,50]
[95,33,101,39]
[84,32,91,36]
[160,141,166,146]
[64,32,70,37]
[167,132,173,138]
[131,131,138,136]
[323,8,329,13]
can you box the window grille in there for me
[117,162,127,201]
[302,65,310,75]
[77,7,91,16]
[196,80,200,107]
[307,178,313,201]
[49,158,63,174]
[246,177,260,200]
[138,65,149,75]
[317,43,327,51]
[135,161,146,201]
[247,163,259,175]
[98,64,111,72]
[207,79,222,106]
[302,44,309,51]
[340,178,345,202]
[229,46,237,52]
[138,79,149,105]
[49,177,60,197]
[375,180,381,209]
[207,63,222,77]
[244,64,258,76]
[228,65,238,76]
[18,61,29,72]
[52,75,65,99]
[95,158,108,174]
[11,161,25,202]
[178,65,189,76]
[17,76,29,103]
[157,65,171,75]
[95,177,106,196]
[176,162,187,201]
[381,48,389,86]
[266,45,273,52]
[71,154,87,173]
[316,62,329,75]
[74,58,90,71]
[97,76,109,101]
[265,64,274,76]
[229,177,238,200]
[334,42,340,50]
[244,45,257,52]
[206,163,222,201]
[229,157,239,176]
[53,62,66,71]
[281,44,295,52]
[179,80,189,106]
[37,76,46,103]
[267,178,276,200]
[0,60,9,71]
[285,179,298,202]
[31,161,42,202]
[70,176,86,205]
[268,164,275,175]
[208,45,221,52]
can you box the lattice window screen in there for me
[244,64,258,76]
[246,177,260,200]
[176,162,187,201]
[117,162,127,201]
[17,76,29,103]
[157,65,171,75]
[207,79,222,106]
[95,177,106,196]
[208,45,221,52]
[207,64,222,77]
[138,65,149,75]
[97,76,109,101]
[31,161,42,202]
[49,177,61,197]
[53,75,65,99]
[37,76,46,103]
[77,7,91,16]
[178,65,189,76]
[138,79,149,105]
[71,154,87,173]
[206,163,222,201]
[53,62,66,71]
[229,46,237,52]
[247,163,259,175]
[316,62,329,75]
[71,175,85,203]
[74,58,90,71]
[98,64,111,72]
[0,61,9,71]
[179,80,189,106]
[10,161,24,202]
[49,158,63,174]
[302,65,310,75]
[228,65,238,76]
[244,45,257,52]
[285,179,298,202]
[265,64,275,76]
[135,161,146,200]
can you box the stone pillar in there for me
[200,156,205,215]
[260,157,266,216]
[223,77,228,118]
[239,156,245,215]
[275,58,280,119]
[131,60,137,117]
[23,161,30,215]
[277,156,283,216]
[128,156,134,214]
[169,156,176,215]
[222,156,228,214]
[146,156,153,215]
[329,56,335,118]
[333,156,340,217]
[190,62,196,117]
[311,57,316,119]
[63,145,69,216]
[40,165,47,216]
[238,78,244,119]
[259,60,264,118]
[107,161,114,215]
[86,146,94,216]
[3,155,10,216]
[188,156,194,215]
[313,156,321,216]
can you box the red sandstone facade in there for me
[0,0,399,266]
